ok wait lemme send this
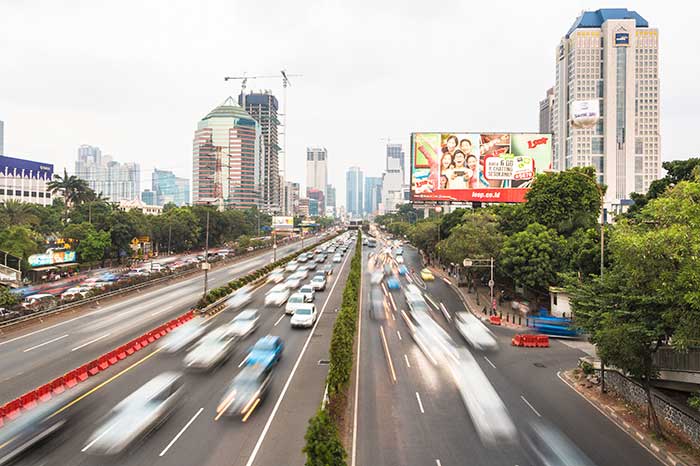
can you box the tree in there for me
[77,229,111,263]
[564,226,610,279]
[409,220,440,254]
[492,203,530,237]
[303,409,347,466]
[47,169,92,222]
[436,211,503,266]
[0,200,40,227]
[500,223,566,291]
[0,287,19,307]
[524,167,602,236]
[438,208,467,238]
[0,226,42,263]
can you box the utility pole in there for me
[167,223,172,256]
[273,231,277,262]
[203,210,210,298]
[490,257,495,313]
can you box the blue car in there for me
[398,265,408,276]
[387,277,400,290]
[246,335,284,368]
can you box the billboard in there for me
[410,133,552,203]
[28,248,77,268]
[272,216,294,231]
[0,155,54,179]
[571,100,599,129]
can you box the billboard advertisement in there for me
[0,155,54,179]
[28,248,77,268]
[272,216,294,231]
[571,100,599,129]
[411,133,552,203]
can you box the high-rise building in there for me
[284,181,300,216]
[297,198,310,217]
[239,92,280,213]
[0,120,4,155]
[74,145,140,202]
[151,168,190,206]
[539,87,554,133]
[308,198,320,217]
[0,155,54,206]
[553,8,660,213]
[325,184,336,208]
[141,189,156,205]
[364,176,383,216]
[306,147,328,195]
[193,97,262,210]
[386,143,405,182]
[307,188,325,217]
[346,167,363,217]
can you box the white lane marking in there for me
[396,330,402,341]
[23,334,69,353]
[387,292,397,313]
[436,460,442,466]
[424,294,439,311]
[351,249,364,466]
[273,314,285,327]
[404,354,411,368]
[244,245,353,466]
[439,302,452,321]
[379,325,397,383]
[71,333,111,352]
[442,277,451,285]
[159,407,204,456]
[484,356,496,369]
[405,274,413,284]
[81,423,116,452]
[150,308,171,316]
[415,392,425,414]
[238,358,247,368]
[521,395,541,417]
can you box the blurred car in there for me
[310,275,327,291]
[298,285,315,302]
[227,309,260,339]
[398,265,408,276]
[395,255,404,264]
[226,286,253,310]
[285,261,299,272]
[158,319,208,353]
[323,264,334,275]
[290,304,317,328]
[396,247,404,255]
[150,263,165,272]
[60,286,92,300]
[297,253,309,263]
[306,261,318,271]
[21,293,57,310]
[285,293,307,315]
[0,384,92,464]
[83,372,184,456]
[420,268,435,281]
[314,254,326,263]
[369,287,386,320]
[370,271,384,284]
[522,420,598,466]
[291,269,308,280]
[265,285,290,307]
[245,335,283,367]
[455,312,498,352]
[332,254,342,263]
[267,269,285,284]
[284,275,302,290]
[386,277,400,290]
[216,364,272,420]
[183,327,236,370]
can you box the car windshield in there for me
[301,287,312,292]
[254,339,276,351]
[295,308,312,315]
[236,311,256,321]
[289,296,303,303]
[312,277,323,282]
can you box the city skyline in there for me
[2,1,696,209]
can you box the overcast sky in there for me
[1,0,698,209]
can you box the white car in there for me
[285,261,299,272]
[332,254,342,263]
[290,304,317,328]
[285,293,307,315]
[396,255,404,264]
[158,319,208,353]
[60,286,91,300]
[265,285,290,307]
[150,263,165,272]
[226,287,253,310]
[285,275,302,290]
[310,275,327,291]
[298,285,315,302]
[183,327,236,371]
[227,309,260,338]
[455,312,498,351]
[267,270,285,284]
[404,284,422,300]
[291,269,308,280]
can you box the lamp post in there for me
[202,210,210,299]
[463,257,496,314]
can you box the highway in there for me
[0,236,325,405]
[354,239,663,466]
[10,236,355,466]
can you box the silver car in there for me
[216,365,273,420]
[228,309,260,338]
[183,327,236,371]
[83,372,184,456]
[157,319,208,353]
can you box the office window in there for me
[307,153,313,160]
[15,190,21,196]
[591,137,604,154]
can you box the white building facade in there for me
[306,147,328,196]
[0,155,54,206]
[552,8,660,214]
[74,145,141,203]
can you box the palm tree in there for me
[0,200,39,226]
[47,169,92,222]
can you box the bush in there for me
[303,409,346,466]
[689,393,700,411]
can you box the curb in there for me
[558,370,689,466]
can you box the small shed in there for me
[549,287,572,318]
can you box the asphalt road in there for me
[11,237,356,466]
[0,235,327,404]
[354,237,663,466]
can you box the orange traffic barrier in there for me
[37,384,52,402]
[537,335,550,348]
[117,345,127,360]
[97,355,110,371]
[489,315,502,325]
[107,350,118,365]
[132,338,143,352]
[20,392,38,410]
[64,370,79,388]
[511,334,523,346]
[140,334,150,347]
[147,331,156,343]
[50,377,66,395]
[77,364,90,382]
[0,406,4,428]
[87,360,100,376]
[3,400,21,420]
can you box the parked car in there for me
[290,304,317,329]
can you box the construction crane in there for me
[223,70,301,95]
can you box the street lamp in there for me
[202,209,211,299]
[463,257,496,313]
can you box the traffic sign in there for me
[463,259,472,267]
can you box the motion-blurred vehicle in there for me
[265,284,290,307]
[298,285,315,302]
[323,264,334,275]
[0,384,92,465]
[285,261,299,272]
[158,319,208,353]
[396,255,404,264]
[245,335,283,367]
[306,261,317,271]
[285,293,307,315]
[216,364,272,420]
[226,286,253,310]
[284,275,303,290]
[227,309,260,338]
[297,253,309,263]
[267,269,285,284]
[291,268,308,280]
[398,265,408,276]
[290,304,317,328]
[60,286,91,300]
[420,268,435,281]
[21,293,57,311]
[522,420,598,466]
[454,311,498,352]
[310,274,327,291]
[395,247,404,255]
[368,287,386,320]
[404,284,422,300]
[314,254,327,263]
[83,372,184,456]
[183,327,236,370]
[386,276,400,290]
[333,254,342,263]
[370,271,384,285]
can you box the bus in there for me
[530,311,580,338]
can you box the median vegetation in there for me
[304,231,362,466]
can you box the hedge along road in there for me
[0,235,327,404]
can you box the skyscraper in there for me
[306,188,325,216]
[325,184,336,208]
[74,145,140,202]
[386,143,405,182]
[381,143,405,213]
[284,181,300,216]
[152,168,190,206]
[0,120,4,155]
[552,8,660,213]
[346,167,363,217]
[239,92,280,213]
[364,176,383,216]
[306,147,328,195]
[539,87,554,134]
[193,97,262,209]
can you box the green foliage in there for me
[436,211,503,266]
[409,220,440,253]
[0,225,42,260]
[439,207,468,238]
[500,223,566,290]
[303,409,347,466]
[689,393,700,411]
[78,229,111,263]
[0,287,19,307]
